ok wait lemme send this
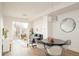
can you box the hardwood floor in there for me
[3,47,79,56]
[3,47,46,56]
[63,49,79,56]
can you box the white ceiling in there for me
[2,2,76,21]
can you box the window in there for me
[12,22,29,40]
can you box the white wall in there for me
[32,15,48,39]
[48,16,57,37]
[0,3,3,56]
[32,15,57,40]
[0,15,2,56]
[52,9,79,52]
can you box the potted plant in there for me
[2,28,9,39]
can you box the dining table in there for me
[37,39,66,56]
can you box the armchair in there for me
[31,34,44,49]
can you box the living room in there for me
[0,2,79,56]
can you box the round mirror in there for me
[60,18,76,33]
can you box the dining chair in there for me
[60,40,71,55]
[46,46,63,56]
[65,40,71,45]
[62,40,71,50]
[46,40,71,56]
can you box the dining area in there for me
[38,39,71,56]
[27,33,71,56]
